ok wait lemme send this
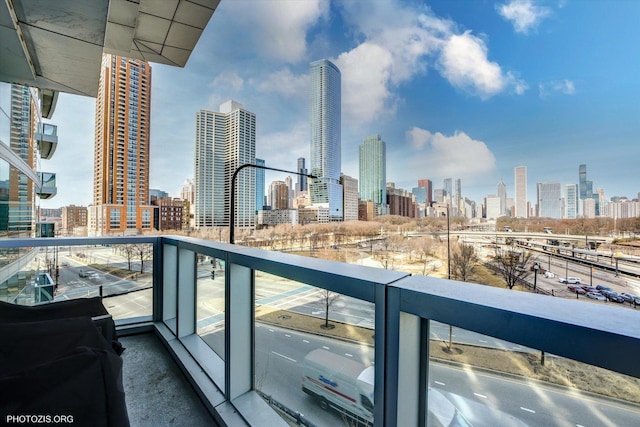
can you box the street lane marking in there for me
[285,334,291,337]
[303,339,310,343]
[576,424,586,427]
[345,353,353,357]
[322,345,330,350]
[474,393,487,399]
[479,339,488,343]
[520,407,536,413]
[271,351,296,363]
[269,329,274,332]
[434,381,446,386]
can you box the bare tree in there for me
[121,244,136,271]
[133,244,152,273]
[315,289,340,329]
[451,243,478,282]
[493,243,535,289]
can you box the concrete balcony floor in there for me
[120,333,219,426]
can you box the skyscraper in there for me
[537,182,562,219]
[309,59,342,221]
[359,134,386,215]
[296,157,308,194]
[565,184,578,219]
[418,179,433,206]
[194,100,256,229]
[91,55,154,235]
[497,179,507,216]
[443,178,453,199]
[256,158,265,211]
[514,166,528,218]
[579,164,588,200]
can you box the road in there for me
[200,324,640,427]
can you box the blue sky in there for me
[42,0,640,209]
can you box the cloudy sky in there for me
[41,0,640,209]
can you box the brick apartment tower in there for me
[90,54,154,235]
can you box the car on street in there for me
[567,285,586,294]
[558,277,582,284]
[586,292,606,301]
[78,269,88,278]
[596,285,612,292]
[581,286,598,293]
[543,271,555,278]
[60,261,70,267]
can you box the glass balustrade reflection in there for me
[196,254,225,360]
[427,322,640,427]
[254,271,376,427]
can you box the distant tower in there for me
[565,184,578,219]
[537,182,562,219]
[418,179,433,206]
[359,134,386,215]
[296,157,308,194]
[256,158,265,211]
[514,166,528,218]
[497,180,507,216]
[309,59,342,221]
[443,178,453,199]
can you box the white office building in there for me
[194,100,255,229]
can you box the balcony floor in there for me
[120,333,219,426]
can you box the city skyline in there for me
[41,0,639,209]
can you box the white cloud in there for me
[497,0,551,34]
[405,127,496,179]
[438,31,527,99]
[334,43,395,127]
[210,72,244,92]
[257,68,308,98]
[539,79,576,98]
[256,121,309,173]
[219,0,328,63]
[334,1,526,127]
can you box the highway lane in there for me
[222,324,640,427]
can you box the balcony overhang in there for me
[0,0,220,97]
[37,171,56,199]
[35,123,58,159]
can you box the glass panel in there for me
[428,322,640,426]
[196,254,225,359]
[163,244,177,333]
[0,244,153,320]
[255,271,375,426]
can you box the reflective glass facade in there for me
[309,59,342,220]
[358,134,386,211]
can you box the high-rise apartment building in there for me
[579,164,588,200]
[255,158,265,211]
[309,59,342,221]
[194,100,256,229]
[537,182,562,219]
[90,55,154,235]
[359,134,386,215]
[443,178,453,200]
[296,157,308,194]
[565,184,578,219]
[417,179,433,206]
[514,166,528,218]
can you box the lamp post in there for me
[533,262,539,292]
[230,163,316,244]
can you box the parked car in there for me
[581,286,598,293]
[78,269,88,278]
[567,285,586,294]
[601,290,625,303]
[60,261,70,267]
[586,292,606,301]
[543,271,555,279]
[620,293,638,303]
[596,285,612,292]
[558,277,581,284]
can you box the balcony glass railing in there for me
[0,236,638,427]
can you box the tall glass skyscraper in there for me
[296,157,307,194]
[309,59,342,221]
[537,182,562,219]
[565,184,578,219]
[256,158,265,211]
[359,134,386,215]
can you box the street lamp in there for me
[533,261,539,292]
[230,163,316,244]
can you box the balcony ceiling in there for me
[0,0,220,97]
